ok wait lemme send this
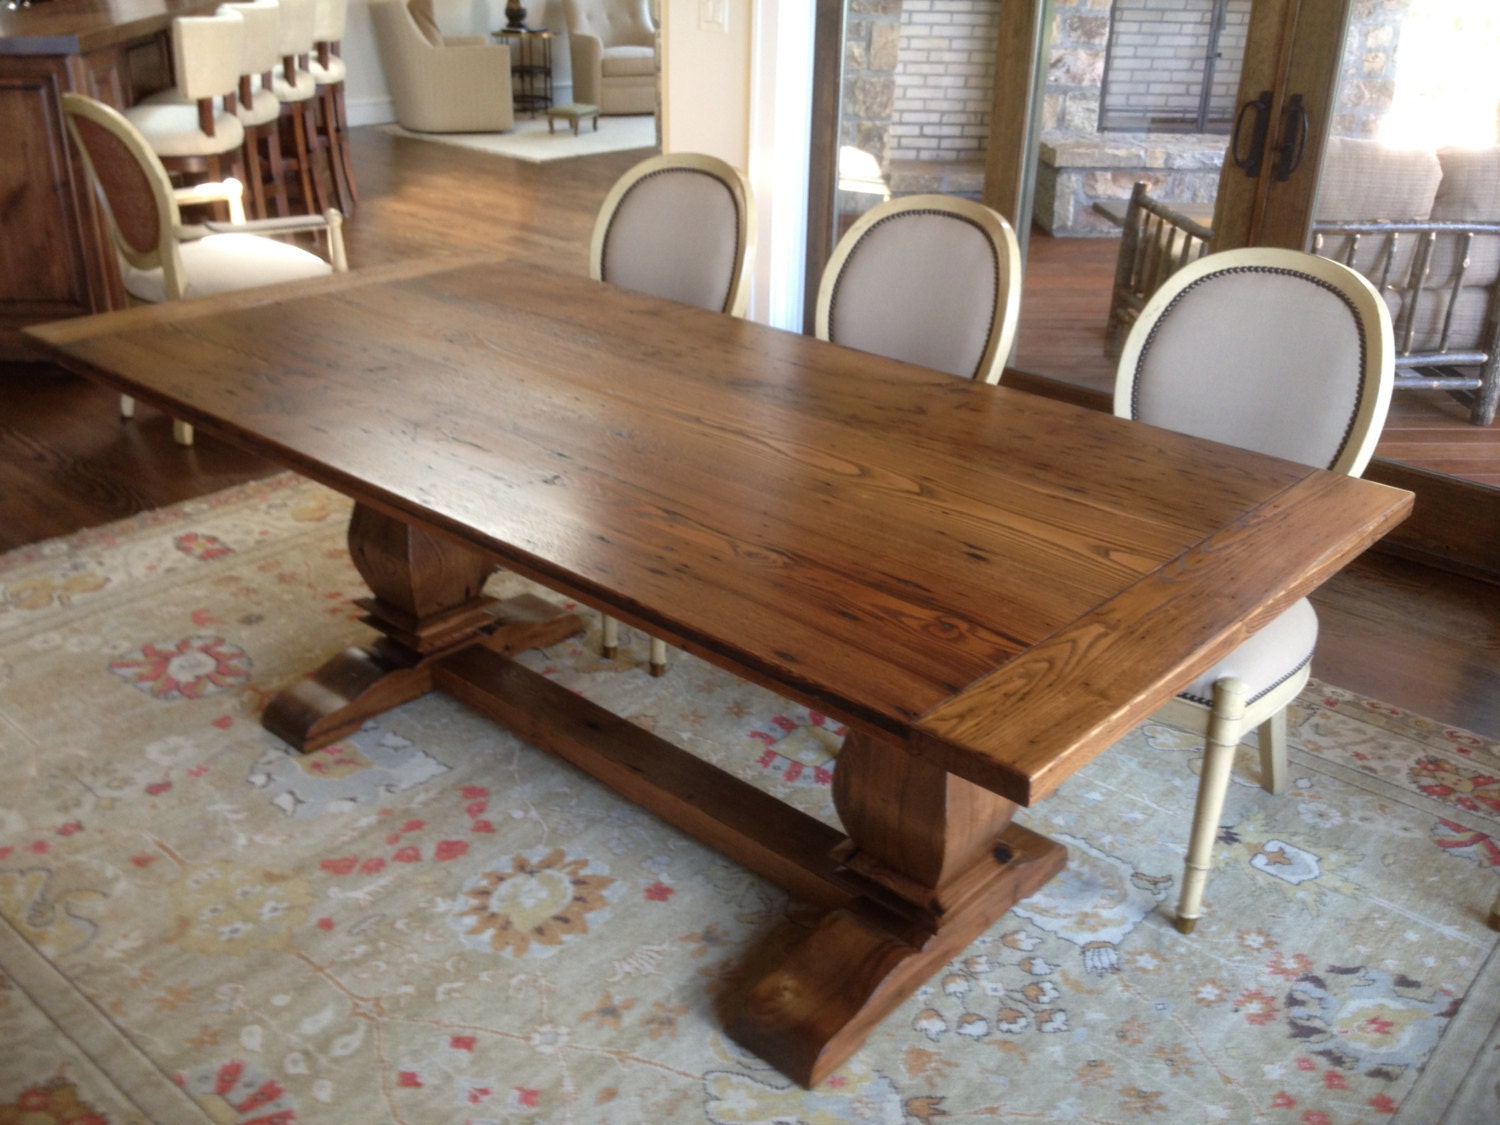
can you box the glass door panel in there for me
[1307,2,1500,436]
[1012,1,1252,396]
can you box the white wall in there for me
[660,0,811,329]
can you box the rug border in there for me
[0,914,212,1122]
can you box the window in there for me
[1100,0,1251,134]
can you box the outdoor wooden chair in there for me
[1105,181,1214,360]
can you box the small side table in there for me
[492,27,552,115]
[547,103,599,135]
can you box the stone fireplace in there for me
[839,0,1406,235]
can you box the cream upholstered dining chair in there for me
[218,0,283,220]
[126,9,247,186]
[561,0,657,115]
[1115,247,1394,934]
[369,0,513,134]
[309,0,357,216]
[815,193,1023,384]
[268,0,326,215]
[61,93,347,447]
[591,152,756,674]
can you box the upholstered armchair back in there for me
[564,0,655,48]
[369,0,513,133]
[561,0,657,114]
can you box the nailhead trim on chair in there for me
[600,167,743,314]
[1130,265,1370,471]
[826,208,1001,383]
[1176,648,1315,707]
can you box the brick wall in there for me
[888,1,1000,164]
[1100,0,1250,131]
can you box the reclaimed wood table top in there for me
[26,257,1413,806]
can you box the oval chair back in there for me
[590,153,756,317]
[61,93,186,299]
[1115,247,1394,477]
[815,194,1022,385]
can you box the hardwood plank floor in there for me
[1,126,1496,740]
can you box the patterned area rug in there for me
[379,113,656,163]
[0,474,1497,1124]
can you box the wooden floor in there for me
[1,126,1496,740]
[1015,233,1500,487]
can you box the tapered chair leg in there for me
[1175,677,1248,934]
[172,419,195,446]
[288,105,318,213]
[601,614,620,659]
[262,112,291,216]
[317,81,356,216]
[333,85,357,211]
[300,99,331,214]
[120,394,135,419]
[649,637,667,677]
[1257,706,1289,795]
[241,122,268,219]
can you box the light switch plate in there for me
[700,0,728,33]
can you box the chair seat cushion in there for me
[123,233,333,303]
[601,46,657,78]
[1176,597,1318,706]
[309,56,347,85]
[124,103,245,156]
[237,86,282,127]
[272,69,318,103]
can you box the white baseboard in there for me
[348,98,396,128]
[347,84,574,131]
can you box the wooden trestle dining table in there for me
[25,257,1413,1087]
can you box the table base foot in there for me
[724,822,1066,1088]
[263,594,584,752]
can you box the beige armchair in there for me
[562,0,657,115]
[370,0,513,133]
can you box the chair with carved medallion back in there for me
[61,93,347,447]
[814,193,1023,385]
[589,152,756,675]
[1114,247,1395,934]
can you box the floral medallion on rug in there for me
[0,474,1496,1125]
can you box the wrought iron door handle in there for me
[1232,91,1273,178]
[1273,93,1309,182]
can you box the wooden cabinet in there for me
[0,0,211,359]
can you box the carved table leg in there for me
[725,728,1067,1087]
[263,503,584,752]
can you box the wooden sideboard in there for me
[0,0,216,358]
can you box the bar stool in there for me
[270,0,326,215]
[220,0,284,220]
[126,10,247,187]
[310,0,357,216]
